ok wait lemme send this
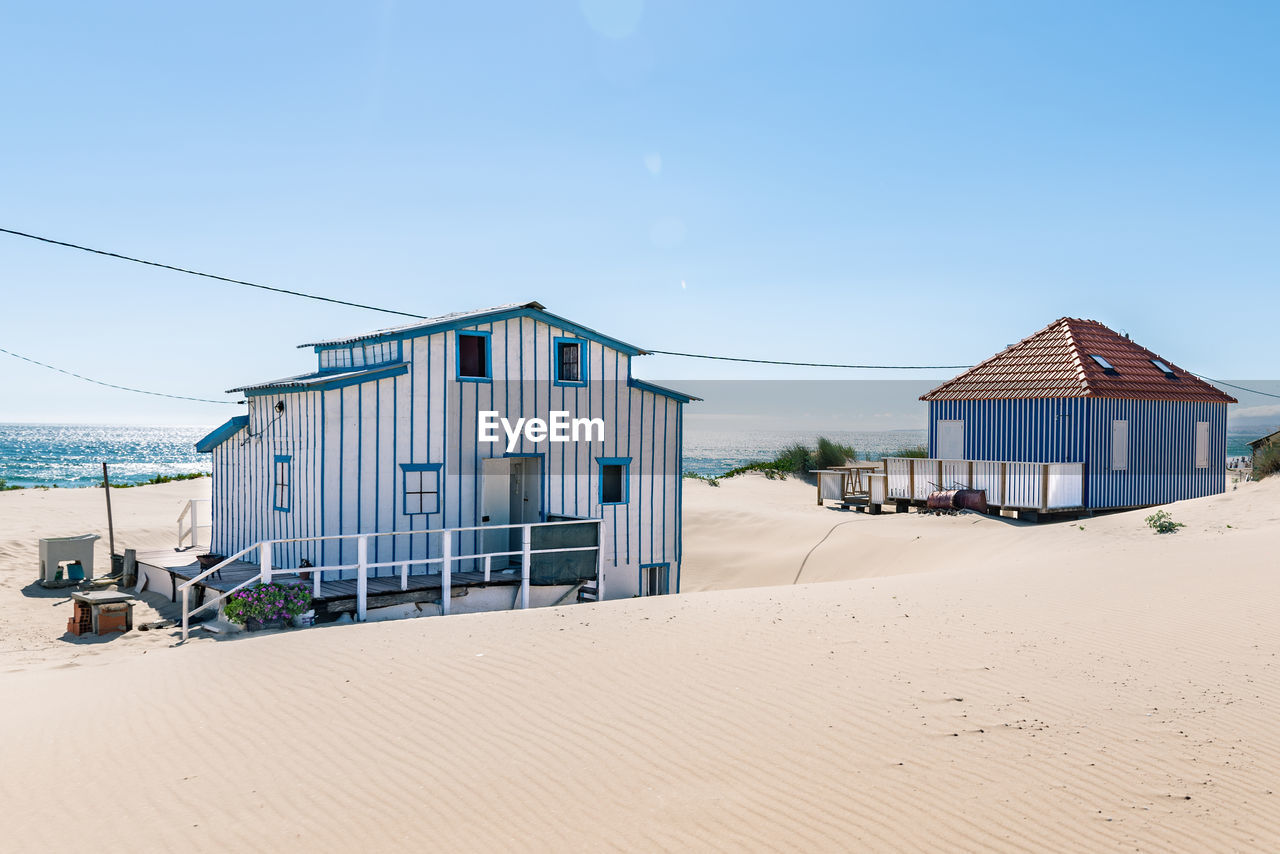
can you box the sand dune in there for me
[2,474,1278,851]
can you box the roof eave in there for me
[195,415,249,453]
[297,304,647,358]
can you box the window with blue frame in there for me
[597,457,630,504]
[554,337,587,386]
[641,563,670,596]
[457,331,491,381]
[273,455,291,512]
[401,463,442,515]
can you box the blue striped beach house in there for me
[869,318,1236,517]
[167,302,696,628]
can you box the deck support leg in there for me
[356,536,368,622]
[484,554,491,583]
[594,520,605,600]
[520,524,531,610]
[400,562,408,591]
[441,535,452,616]
[181,585,189,643]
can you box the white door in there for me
[481,457,543,558]
[1111,420,1128,471]
[937,420,964,459]
[481,458,511,555]
[1194,421,1209,469]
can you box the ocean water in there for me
[0,423,1255,488]
[0,424,210,488]
[681,429,927,477]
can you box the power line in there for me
[645,348,974,370]
[0,347,239,405]
[4,226,1279,399]
[0,227,426,320]
[1189,374,1280,401]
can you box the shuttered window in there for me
[937,420,964,459]
[1111,420,1128,471]
[1194,421,1209,469]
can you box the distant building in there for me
[915,317,1236,510]
[1247,428,1280,469]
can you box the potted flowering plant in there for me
[223,583,313,631]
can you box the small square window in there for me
[401,464,441,516]
[457,332,490,380]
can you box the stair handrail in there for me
[178,517,606,643]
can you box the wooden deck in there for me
[137,549,526,619]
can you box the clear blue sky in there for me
[2,1,1277,427]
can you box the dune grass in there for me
[1254,444,1280,480]
[103,472,210,489]
[684,437,857,485]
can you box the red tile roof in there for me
[921,318,1237,403]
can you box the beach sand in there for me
[2,474,1278,851]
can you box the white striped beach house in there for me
[166,302,696,628]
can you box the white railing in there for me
[177,518,604,642]
[177,499,210,550]
[881,457,1084,511]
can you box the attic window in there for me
[457,331,491,381]
[1089,354,1118,375]
[554,337,587,386]
[1151,359,1177,379]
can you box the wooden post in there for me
[181,585,189,642]
[356,536,368,621]
[1000,462,1008,507]
[123,548,137,589]
[520,524,531,610]
[1041,464,1050,512]
[483,554,491,582]
[441,533,452,616]
[400,562,408,591]
[102,463,116,575]
[260,542,273,585]
[313,567,321,599]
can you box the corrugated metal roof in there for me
[921,318,1237,403]
[295,300,649,357]
[297,302,545,348]
[226,364,404,394]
